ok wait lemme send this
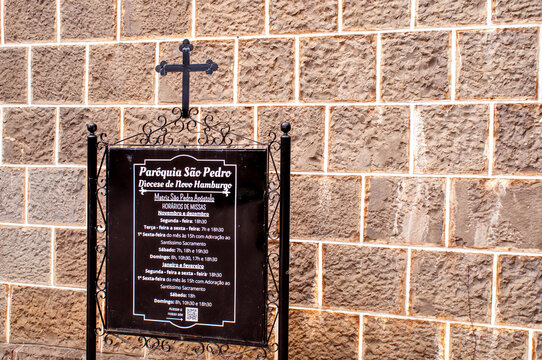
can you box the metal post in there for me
[278,122,291,360]
[87,124,98,360]
[181,41,191,119]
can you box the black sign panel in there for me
[106,148,268,346]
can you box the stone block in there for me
[122,0,190,38]
[197,0,263,36]
[417,0,486,26]
[450,325,527,360]
[0,48,27,103]
[414,105,489,174]
[32,46,85,104]
[4,0,56,42]
[258,106,324,171]
[0,343,18,358]
[536,332,542,359]
[0,168,25,222]
[329,106,409,172]
[61,0,116,41]
[382,31,449,101]
[101,335,144,358]
[270,0,337,34]
[410,251,492,322]
[200,107,254,139]
[291,175,361,241]
[159,41,234,104]
[300,36,376,102]
[54,229,85,288]
[323,245,406,313]
[89,43,155,104]
[123,107,196,144]
[3,108,55,164]
[493,0,542,23]
[289,309,358,359]
[145,339,204,360]
[13,345,85,359]
[498,256,542,326]
[494,104,542,174]
[10,286,85,348]
[0,285,6,342]
[457,28,538,99]
[363,317,444,360]
[28,168,86,225]
[365,177,445,245]
[452,179,542,250]
[238,39,294,102]
[343,0,409,30]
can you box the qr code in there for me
[185,307,198,322]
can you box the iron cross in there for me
[155,39,218,118]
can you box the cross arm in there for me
[155,60,218,76]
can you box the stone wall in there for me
[0,0,541,359]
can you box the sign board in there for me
[106,147,268,346]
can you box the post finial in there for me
[87,123,97,134]
[281,122,291,134]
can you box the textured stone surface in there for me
[365,177,445,245]
[28,168,86,225]
[146,340,204,360]
[289,309,358,359]
[3,108,56,164]
[410,251,493,322]
[536,333,542,359]
[291,176,361,241]
[123,107,196,144]
[4,0,56,42]
[382,32,449,101]
[258,106,324,171]
[101,335,144,358]
[323,245,406,313]
[0,48,27,103]
[0,168,24,222]
[59,108,121,164]
[0,227,50,284]
[199,107,254,139]
[414,105,489,173]
[450,325,527,360]
[0,344,17,358]
[54,229,85,287]
[0,285,6,342]
[89,43,155,103]
[498,256,542,325]
[197,0,264,36]
[300,36,376,102]
[122,0,190,38]
[363,317,444,360]
[343,0,409,30]
[494,104,542,174]
[452,179,542,250]
[13,345,85,359]
[159,41,234,104]
[238,39,294,102]
[494,0,542,23]
[32,46,85,104]
[457,29,538,99]
[61,0,116,40]
[270,0,337,33]
[10,286,85,348]
[329,106,409,172]
[417,0,486,26]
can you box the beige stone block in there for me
[535,332,542,359]
[28,168,85,226]
[89,43,155,104]
[270,0,337,34]
[300,36,376,102]
[159,41,234,104]
[323,245,406,313]
[238,39,294,102]
[0,285,6,342]
[32,46,85,104]
[0,168,25,222]
[13,344,85,359]
[54,229,85,288]
[329,106,409,172]
[196,0,264,36]
[122,0,190,38]
[258,106,324,171]
[343,0,409,30]
[61,0,116,41]
[410,251,492,322]
[4,0,56,42]
[417,0,486,26]
[291,175,361,241]
[363,317,444,360]
[289,309,358,359]
[0,48,27,104]
[452,179,542,250]
[457,29,538,100]
[450,325,527,360]
[145,339,204,360]
[101,335,144,358]
[494,0,542,23]
[10,286,85,348]
[123,107,196,144]
[414,105,489,174]
[365,177,445,245]
[0,344,18,358]
[3,108,55,164]
[200,107,253,139]
[382,32,449,101]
